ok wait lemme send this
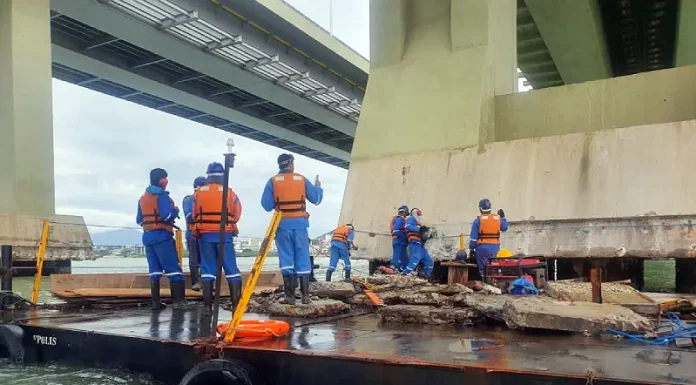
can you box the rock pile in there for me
[230,274,653,334]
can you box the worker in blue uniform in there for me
[182,176,207,291]
[326,224,356,282]
[261,153,323,305]
[402,208,433,279]
[390,205,410,271]
[193,162,243,316]
[468,198,508,279]
[136,168,186,311]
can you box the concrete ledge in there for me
[344,120,696,261]
[0,213,93,261]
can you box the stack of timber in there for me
[51,272,283,307]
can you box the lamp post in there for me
[211,138,237,335]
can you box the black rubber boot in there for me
[282,275,296,305]
[150,279,165,311]
[202,281,214,316]
[309,256,318,282]
[300,275,311,304]
[325,270,333,282]
[190,266,201,291]
[171,281,189,310]
[228,279,243,313]
[344,269,351,282]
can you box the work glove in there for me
[497,209,505,218]
[352,244,359,251]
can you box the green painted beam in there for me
[525,0,610,84]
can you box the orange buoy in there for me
[217,320,290,340]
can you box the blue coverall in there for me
[182,194,200,285]
[198,177,243,283]
[328,229,354,273]
[261,171,323,277]
[390,216,409,271]
[468,215,509,277]
[136,185,184,283]
[402,216,433,278]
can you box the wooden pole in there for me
[591,264,603,304]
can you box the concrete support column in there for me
[0,1,93,263]
[341,1,516,253]
[0,0,55,216]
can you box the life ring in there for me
[0,325,24,364]
[217,320,290,340]
[178,359,265,385]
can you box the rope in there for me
[607,312,696,345]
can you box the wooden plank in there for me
[52,285,277,300]
[51,271,284,293]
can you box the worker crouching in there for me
[402,208,434,279]
[194,162,243,316]
[327,224,356,282]
[137,168,187,311]
[261,153,323,305]
[468,199,509,279]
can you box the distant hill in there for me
[91,229,143,246]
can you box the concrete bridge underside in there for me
[340,0,696,292]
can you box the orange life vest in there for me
[193,184,239,234]
[271,172,308,219]
[477,214,501,245]
[407,218,421,243]
[332,225,351,245]
[183,194,195,232]
[390,215,407,239]
[139,192,174,233]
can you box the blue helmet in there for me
[206,162,224,176]
[397,205,409,214]
[479,198,492,212]
[193,176,207,188]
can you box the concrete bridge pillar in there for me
[340,0,516,257]
[0,0,92,266]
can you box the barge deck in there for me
[2,307,695,385]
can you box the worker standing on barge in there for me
[402,208,434,279]
[261,153,323,305]
[194,162,243,316]
[137,168,187,311]
[390,205,410,271]
[468,198,508,279]
[326,224,356,282]
[182,176,207,291]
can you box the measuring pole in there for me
[211,140,237,335]
[31,220,50,305]
[224,211,282,342]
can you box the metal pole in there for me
[211,151,236,336]
[1,245,13,309]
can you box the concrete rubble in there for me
[378,305,481,325]
[241,276,654,334]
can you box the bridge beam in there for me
[525,0,611,84]
[0,0,92,261]
[51,0,358,138]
